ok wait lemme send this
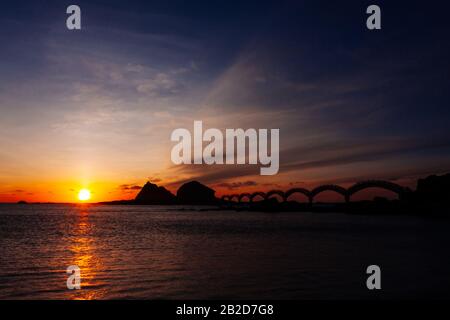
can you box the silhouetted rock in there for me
[177,181,217,205]
[134,182,176,204]
[416,173,450,204]
[17,200,28,204]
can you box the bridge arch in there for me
[221,195,230,201]
[311,185,347,203]
[250,192,266,202]
[238,193,251,203]
[228,194,240,202]
[347,180,411,201]
[265,190,285,202]
[285,188,312,203]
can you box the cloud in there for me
[215,180,257,190]
[119,184,143,191]
[281,136,450,172]
[164,135,450,187]
[136,72,183,96]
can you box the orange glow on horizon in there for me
[0,180,140,203]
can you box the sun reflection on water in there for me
[68,210,105,300]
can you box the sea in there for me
[0,204,449,299]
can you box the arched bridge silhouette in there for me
[221,180,412,204]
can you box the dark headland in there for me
[102,180,216,205]
[98,173,450,216]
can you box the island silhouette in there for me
[99,173,450,216]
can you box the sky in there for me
[1,0,450,202]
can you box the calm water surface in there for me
[0,204,449,299]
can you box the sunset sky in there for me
[1,0,450,202]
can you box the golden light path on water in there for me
[69,208,105,300]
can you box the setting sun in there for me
[78,189,91,202]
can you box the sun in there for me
[78,189,91,202]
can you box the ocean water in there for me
[0,204,449,300]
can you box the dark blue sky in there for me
[1,0,450,200]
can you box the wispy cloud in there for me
[214,180,257,190]
[164,136,450,189]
